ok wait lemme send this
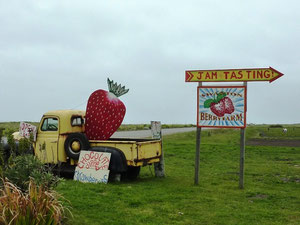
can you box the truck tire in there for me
[90,146,127,173]
[64,133,90,160]
[126,166,141,180]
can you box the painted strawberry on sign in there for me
[85,78,129,140]
[204,92,235,117]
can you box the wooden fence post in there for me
[152,121,165,177]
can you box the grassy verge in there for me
[246,125,300,140]
[56,128,300,225]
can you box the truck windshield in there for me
[41,118,58,131]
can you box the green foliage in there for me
[0,124,66,224]
[6,129,16,156]
[0,128,4,143]
[56,128,300,225]
[0,122,39,133]
[161,124,196,129]
[1,128,33,159]
[247,125,300,140]
[269,124,283,128]
[0,179,70,225]
[3,155,60,191]
[18,135,33,155]
[0,128,4,155]
[0,129,4,177]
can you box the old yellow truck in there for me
[33,110,162,180]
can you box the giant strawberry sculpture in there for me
[85,78,129,140]
[204,92,235,117]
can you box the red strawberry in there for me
[221,97,235,114]
[210,101,225,117]
[85,78,129,140]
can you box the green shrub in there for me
[0,129,4,177]
[3,155,59,191]
[18,135,33,155]
[269,124,283,128]
[3,130,33,157]
[0,179,70,225]
[5,129,17,158]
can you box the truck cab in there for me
[34,110,86,165]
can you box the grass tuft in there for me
[0,179,71,225]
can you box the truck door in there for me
[35,117,59,163]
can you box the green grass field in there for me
[56,127,300,225]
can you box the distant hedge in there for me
[269,124,283,128]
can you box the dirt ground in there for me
[246,138,300,147]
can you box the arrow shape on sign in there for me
[269,67,284,83]
[185,67,284,83]
[185,71,194,82]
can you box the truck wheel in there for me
[64,133,90,160]
[126,166,141,180]
[90,146,127,173]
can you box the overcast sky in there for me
[0,0,299,125]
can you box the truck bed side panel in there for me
[137,141,162,166]
[89,139,161,167]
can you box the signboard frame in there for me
[197,86,247,129]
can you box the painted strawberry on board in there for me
[204,92,234,117]
[85,78,129,140]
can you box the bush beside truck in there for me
[0,131,68,225]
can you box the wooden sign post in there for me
[239,82,247,189]
[194,82,202,185]
[186,67,283,188]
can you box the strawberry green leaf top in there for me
[204,92,227,108]
[107,78,129,97]
[204,99,216,108]
[216,92,227,102]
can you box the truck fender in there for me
[90,146,127,173]
[64,133,90,160]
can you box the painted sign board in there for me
[151,121,162,139]
[74,168,109,183]
[74,150,111,184]
[197,86,247,128]
[186,67,283,83]
[19,122,37,141]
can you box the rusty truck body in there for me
[33,110,162,179]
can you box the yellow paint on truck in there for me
[90,139,161,166]
[33,110,161,167]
